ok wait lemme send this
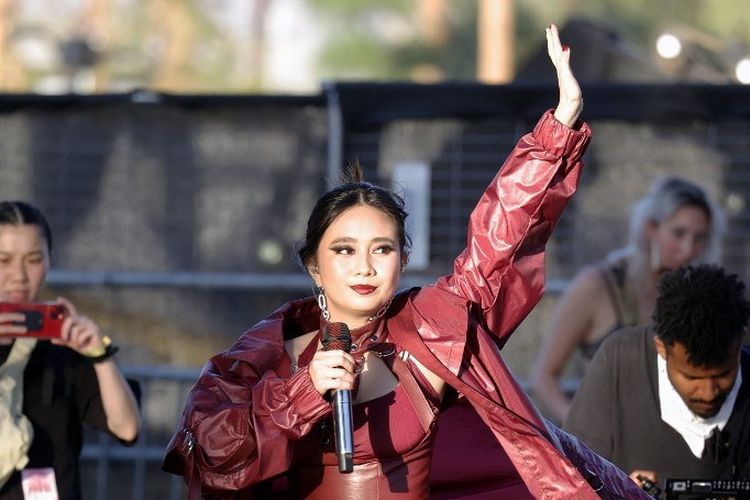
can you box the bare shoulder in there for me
[564,264,608,301]
[284,331,319,366]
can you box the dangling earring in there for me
[315,285,330,321]
[650,239,661,272]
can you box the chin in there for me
[690,404,722,419]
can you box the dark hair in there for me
[296,164,411,268]
[0,201,53,253]
[654,264,749,367]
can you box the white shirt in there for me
[658,353,742,458]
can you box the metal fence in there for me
[80,366,199,500]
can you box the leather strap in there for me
[388,351,436,435]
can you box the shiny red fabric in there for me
[163,111,650,499]
[290,383,435,499]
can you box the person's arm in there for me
[163,334,334,492]
[436,25,590,343]
[562,338,616,460]
[530,266,602,423]
[548,24,583,128]
[54,297,140,441]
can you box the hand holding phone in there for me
[0,302,67,339]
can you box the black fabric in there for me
[564,326,750,485]
[328,83,750,132]
[0,341,110,500]
[702,427,731,464]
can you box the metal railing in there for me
[81,365,200,500]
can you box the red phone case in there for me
[0,302,66,338]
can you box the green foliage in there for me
[312,0,750,82]
[309,0,412,17]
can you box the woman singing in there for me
[164,25,647,499]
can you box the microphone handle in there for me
[332,388,354,473]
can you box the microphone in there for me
[322,322,354,473]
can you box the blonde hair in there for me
[608,176,724,284]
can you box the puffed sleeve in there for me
[163,339,331,494]
[436,110,591,345]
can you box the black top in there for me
[0,341,109,500]
[564,326,750,486]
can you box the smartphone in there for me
[0,302,66,339]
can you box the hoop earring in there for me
[316,286,331,321]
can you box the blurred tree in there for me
[147,0,244,92]
[4,0,750,92]
[309,0,750,84]
[310,0,479,81]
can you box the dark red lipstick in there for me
[351,285,376,295]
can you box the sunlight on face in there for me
[311,205,402,328]
[651,205,710,272]
[0,224,50,304]
[659,339,740,419]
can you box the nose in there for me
[354,253,375,277]
[8,260,28,283]
[697,378,722,401]
[677,237,701,264]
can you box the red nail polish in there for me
[562,44,569,52]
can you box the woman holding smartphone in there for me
[0,200,139,500]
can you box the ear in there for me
[654,335,668,360]
[307,260,322,285]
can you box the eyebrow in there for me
[0,250,44,257]
[329,237,396,245]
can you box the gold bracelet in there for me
[84,335,119,363]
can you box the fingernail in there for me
[562,45,569,52]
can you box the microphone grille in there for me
[322,322,352,352]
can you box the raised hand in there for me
[52,297,107,357]
[546,24,583,127]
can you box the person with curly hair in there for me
[564,264,750,491]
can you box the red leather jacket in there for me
[163,111,649,499]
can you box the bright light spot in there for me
[258,239,284,266]
[726,192,746,216]
[735,58,750,84]
[656,34,682,59]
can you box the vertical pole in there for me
[324,82,343,186]
[416,0,448,47]
[477,0,515,83]
[0,0,25,90]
